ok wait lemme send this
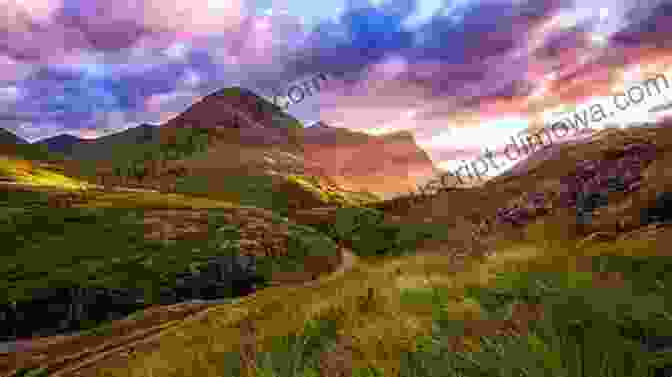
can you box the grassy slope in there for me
[98,216,672,377]
[6,124,672,377]
[0,155,351,305]
[0,185,351,304]
[0,156,86,189]
[94,126,672,377]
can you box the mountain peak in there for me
[41,134,82,142]
[382,130,415,140]
[0,128,28,144]
[208,86,258,99]
[307,121,331,129]
[35,133,83,154]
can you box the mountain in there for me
[33,124,160,160]
[393,117,672,240]
[161,87,302,147]
[158,87,437,199]
[306,121,331,129]
[35,134,83,155]
[496,123,667,180]
[68,123,160,160]
[40,87,434,201]
[0,128,27,145]
[301,125,437,198]
[0,127,30,158]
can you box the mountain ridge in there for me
[19,86,437,199]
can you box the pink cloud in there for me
[0,55,35,82]
[0,0,61,31]
[141,0,246,36]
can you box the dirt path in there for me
[0,247,358,377]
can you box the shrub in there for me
[318,207,448,257]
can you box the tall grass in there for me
[399,255,672,377]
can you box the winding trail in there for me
[0,247,358,377]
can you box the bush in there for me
[318,207,448,257]
[254,222,339,280]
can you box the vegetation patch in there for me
[219,317,340,377]
[0,190,247,305]
[400,254,672,377]
[175,174,295,216]
[0,157,87,189]
[313,206,449,257]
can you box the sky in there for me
[2,0,672,174]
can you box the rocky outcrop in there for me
[301,127,437,199]
[495,142,658,227]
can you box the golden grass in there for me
[98,211,672,377]
[98,230,555,376]
[75,190,239,210]
[0,156,89,190]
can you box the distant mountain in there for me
[35,134,83,155]
[69,124,160,160]
[159,87,437,198]
[301,123,437,198]
[0,127,30,157]
[0,128,28,145]
[34,124,160,160]
[306,121,331,129]
[48,86,435,200]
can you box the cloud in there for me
[140,0,246,35]
[0,0,670,171]
[0,0,62,31]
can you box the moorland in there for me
[1,87,672,377]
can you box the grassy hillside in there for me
[0,156,85,189]
[86,125,672,377]
[0,186,350,303]
[94,217,672,377]
[4,124,672,377]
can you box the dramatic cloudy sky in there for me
[2,0,672,173]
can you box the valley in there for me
[1,88,672,377]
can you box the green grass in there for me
[219,318,340,377]
[15,367,49,377]
[0,189,338,305]
[312,206,450,257]
[286,174,380,206]
[209,254,672,377]
[4,143,67,163]
[253,222,339,280]
[398,254,672,377]
[175,175,301,216]
[175,174,381,218]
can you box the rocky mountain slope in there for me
[33,87,437,201]
[301,127,438,199]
